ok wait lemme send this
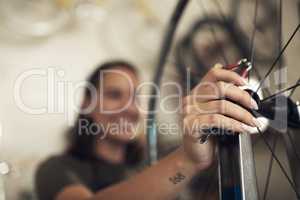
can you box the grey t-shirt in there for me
[35,154,218,200]
[35,155,127,200]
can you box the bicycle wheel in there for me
[146,0,300,199]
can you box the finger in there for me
[201,66,247,86]
[189,81,258,110]
[183,114,255,137]
[216,83,258,110]
[185,100,257,127]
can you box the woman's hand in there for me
[182,64,260,170]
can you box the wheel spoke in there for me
[249,0,259,81]
[247,0,274,96]
[197,0,229,65]
[249,0,259,64]
[289,78,300,98]
[195,1,300,198]
[257,127,300,198]
[255,23,300,92]
[261,82,300,102]
[263,134,278,200]
[277,0,284,90]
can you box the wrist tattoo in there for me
[168,172,186,185]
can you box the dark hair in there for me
[66,60,144,166]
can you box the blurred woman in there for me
[35,61,258,200]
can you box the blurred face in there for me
[89,66,140,144]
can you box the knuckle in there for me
[216,82,225,97]
[219,100,226,114]
[218,82,231,97]
[213,100,224,114]
[216,81,224,91]
[208,114,218,124]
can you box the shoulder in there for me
[38,154,73,167]
[36,155,71,174]
[35,155,83,200]
[36,155,69,183]
[35,154,86,181]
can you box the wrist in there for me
[182,136,215,171]
[176,147,206,173]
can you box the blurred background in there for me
[0,0,299,199]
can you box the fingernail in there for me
[250,98,259,110]
[252,117,261,128]
[241,123,258,134]
[214,63,223,68]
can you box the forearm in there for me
[91,147,203,200]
